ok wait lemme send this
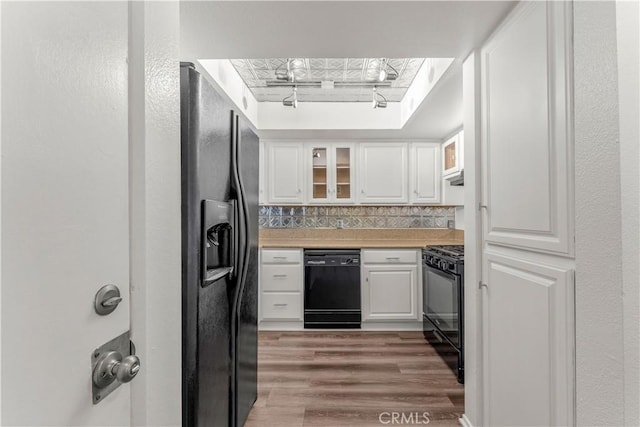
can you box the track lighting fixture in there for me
[275,58,297,82]
[372,87,387,109]
[377,58,398,82]
[282,86,298,108]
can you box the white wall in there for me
[454,207,464,231]
[617,1,640,424]
[399,58,454,127]
[197,59,259,128]
[574,2,625,425]
[258,101,403,130]
[129,2,181,426]
[461,50,482,427]
[0,2,3,421]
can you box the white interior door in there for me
[2,2,131,425]
[480,2,575,425]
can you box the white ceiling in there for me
[258,60,464,140]
[230,57,425,102]
[181,1,516,139]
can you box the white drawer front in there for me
[261,249,302,264]
[261,293,302,320]
[362,249,418,264]
[261,265,302,292]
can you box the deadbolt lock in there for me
[94,284,123,315]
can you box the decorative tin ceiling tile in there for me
[345,69,363,80]
[255,69,273,80]
[347,58,365,69]
[230,57,426,103]
[268,58,284,69]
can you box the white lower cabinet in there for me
[260,249,303,325]
[361,249,420,322]
[260,264,302,292]
[260,248,423,330]
[261,293,302,320]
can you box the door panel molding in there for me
[481,1,574,256]
[484,250,574,427]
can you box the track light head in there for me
[374,99,387,109]
[275,58,297,82]
[377,58,399,82]
[372,86,387,109]
[282,86,298,108]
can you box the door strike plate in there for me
[91,331,138,404]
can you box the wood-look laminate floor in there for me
[245,331,464,427]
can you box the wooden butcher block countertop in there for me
[259,228,464,249]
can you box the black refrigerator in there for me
[180,62,259,427]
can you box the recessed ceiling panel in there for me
[230,58,426,102]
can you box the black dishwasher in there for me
[304,249,361,328]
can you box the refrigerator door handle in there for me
[232,199,239,280]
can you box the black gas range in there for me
[422,244,465,383]
[423,245,464,274]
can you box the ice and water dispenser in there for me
[201,199,235,287]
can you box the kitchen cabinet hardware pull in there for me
[273,256,287,260]
[273,303,288,307]
[273,274,288,278]
[479,204,488,210]
[479,281,489,289]
[386,257,401,260]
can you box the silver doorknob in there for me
[93,351,141,389]
[116,355,141,383]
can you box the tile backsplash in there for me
[258,206,455,229]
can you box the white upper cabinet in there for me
[410,143,441,204]
[359,143,409,204]
[265,142,304,204]
[442,131,464,178]
[261,140,446,206]
[306,143,356,204]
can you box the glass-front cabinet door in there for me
[334,147,353,201]
[307,144,355,204]
[311,147,328,201]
